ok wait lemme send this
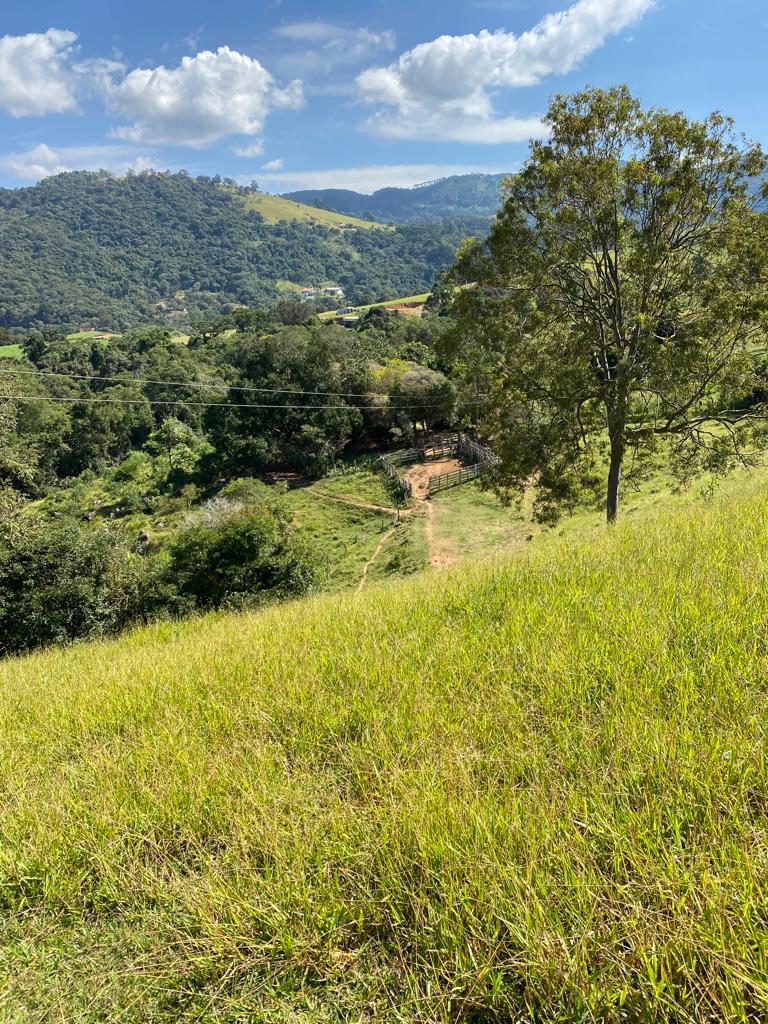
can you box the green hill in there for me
[284,172,509,226]
[2,479,768,1020]
[0,172,466,330]
[237,190,386,229]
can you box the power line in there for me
[0,394,453,412]
[0,367,391,399]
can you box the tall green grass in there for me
[2,487,768,1020]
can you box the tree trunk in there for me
[606,435,624,524]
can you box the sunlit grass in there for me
[2,480,768,1019]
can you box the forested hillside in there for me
[285,172,508,226]
[0,171,468,330]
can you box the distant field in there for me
[318,292,430,320]
[66,331,119,341]
[0,343,23,360]
[236,191,386,230]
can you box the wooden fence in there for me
[426,434,499,496]
[418,433,460,461]
[428,463,487,495]
[377,434,499,501]
[377,448,417,500]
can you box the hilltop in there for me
[284,172,509,226]
[0,171,467,329]
[2,473,768,1020]
[236,189,386,229]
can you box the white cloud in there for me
[272,22,396,76]
[357,0,654,142]
[233,140,265,158]
[1,143,155,181]
[261,158,284,171]
[0,29,79,117]
[256,163,510,194]
[101,46,304,147]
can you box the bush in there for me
[0,519,155,655]
[166,500,320,611]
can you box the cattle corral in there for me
[377,432,499,502]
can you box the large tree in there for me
[448,87,768,523]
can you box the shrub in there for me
[167,501,319,610]
[0,519,153,655]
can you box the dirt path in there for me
[357,527,397,593]
[401,459,464,570]
[310,461,464,584]
[423,499,459,569]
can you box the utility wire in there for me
[0,394,455,411]
[0,367,391,399]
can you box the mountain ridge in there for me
[0,171,466,329]
[284,172,510,224]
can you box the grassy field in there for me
[236,191,386,230]
[66,330,119,342]
[318,293,430,321]
[0,343,23,360]
[3,474,768,1019]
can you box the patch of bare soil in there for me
[402,457,465,500]
[386,303,425,317]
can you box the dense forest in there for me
[0,171,468,330]
[285,173,508,225]
[0,305,457,654]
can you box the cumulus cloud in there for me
[272,22,396,77]
[357,0,654,142]
[1,142,156,181]
[0,29,79,116]
[101,46,303,147]
[255,163,509,194]
[261,158,284,171]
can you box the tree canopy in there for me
[448,86,768,522]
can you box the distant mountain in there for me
[0,171,470,330]
[284,173,510,225]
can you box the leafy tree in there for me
[391,366,455,436]
[450,87,768,522]
[272,300,312,326]
[59,385,154,475]
[145,416,211,480]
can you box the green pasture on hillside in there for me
[3,480,768,1019]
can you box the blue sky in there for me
[0,0,764,192]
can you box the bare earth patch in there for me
[402,458,466,569]
[402,458,465,500]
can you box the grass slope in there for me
[238,191,386,230]
[318,293,430,320]
[2,486,768,1020]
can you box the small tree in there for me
[145,417,209,480]
[450,87,768,523]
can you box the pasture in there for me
[2,478,768,1019]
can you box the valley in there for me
[0,77,767,1023]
